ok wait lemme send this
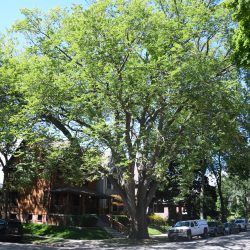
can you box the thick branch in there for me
[146,181,158,207]
[43,113,74,142]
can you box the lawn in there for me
[148,227,163,235]
[23,223,168,243]
[23,223,112,240]
[148,226,169,236]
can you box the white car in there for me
[168,219,208,241]
[234,218,248,231]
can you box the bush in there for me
[148,214,167,226]
[147,214,169,233]
[112,215,130,226]
[70,214,98,227]
[80,214,98,227]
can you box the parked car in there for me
[224,222,240,234]
[168,219,208,241]
[0,219,23,241]
[234,218,248,231]
[208,221,225,236]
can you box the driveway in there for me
[0,231,249,249]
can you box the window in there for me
[153,203,164,213]
[27,214,33,221]
[9,192,19,207]
[37,215,42,221]
[9,213,17,219]
[112,204,123,212]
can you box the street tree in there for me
[12,0,243,238]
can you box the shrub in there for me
[112,215,130,226]
[147,214,169,233]
[70,214,98,227]
[148,214,167,227]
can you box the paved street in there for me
[0,231,249,250]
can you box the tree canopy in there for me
[228,0,250,68]
[0,0,248,238]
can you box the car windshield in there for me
[235,219,244,223]
[175,221,190,227]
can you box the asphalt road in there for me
[0,231,249,249]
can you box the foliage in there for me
[227,0,250,68]
[0,38,23,168]
[112,215,130,227]
[148,214,167,227]
[222,176,250,219]
[70,214,98,227]
[0,0,246,239]
[147,214,169,233]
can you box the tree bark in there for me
[217,155,226,222]
[2,168,9,219]
[126,194,149,239]
[122,180,157,239]
[200,159,207,220]
[217,185,226,222]
[129,205,149,239]
[213,153,226,222]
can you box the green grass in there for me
[148,224,170,236]
[148,227,165,235]
[23,223,112,240]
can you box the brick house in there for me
[0,143,111,225]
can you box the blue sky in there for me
[0,0,88,32]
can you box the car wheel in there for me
[168,236,174,242]
[202,228,208,238]
[214,230,218,237]
[187,231,192,241]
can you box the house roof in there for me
[51,186,111,199]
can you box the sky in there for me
[0,0,89,33]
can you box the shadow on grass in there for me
[23,223,112,241]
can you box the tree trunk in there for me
[200,183,204,220]
[118,179,157,239]
[217,185,226,222]
[129,201,149,239]
[2,169,8,219]
[216,152,226,222]
[123,185,150,239]
[200,162,206,220]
